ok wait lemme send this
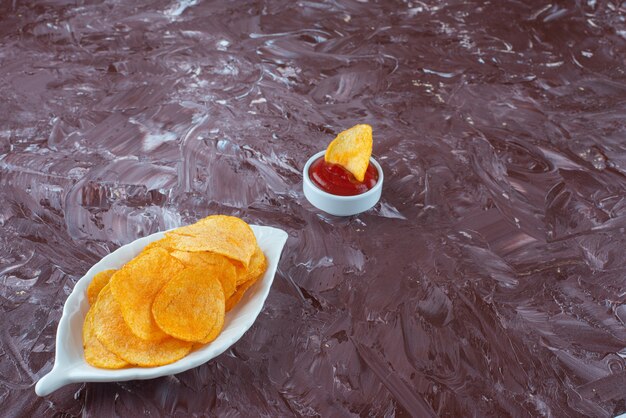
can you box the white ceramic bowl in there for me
[35,224,288,397]
[303,151,383,216]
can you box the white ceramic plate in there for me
[35,225,288,396]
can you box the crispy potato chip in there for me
[83,308,128,369]
[166,215,256,268]
[93,285,192,367]
[225,271,262,312]
[197,313,225,345]
[228,248,266,311]
[141,237,174,254]
[87,269,116,306]
[235,246,267,286]
[324,124,373,182]
[152,267,226,342]
[171,250,237,299]
[109,248,184,341]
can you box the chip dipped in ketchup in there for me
[309,157,379,196]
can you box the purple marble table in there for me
[1,0,626,416]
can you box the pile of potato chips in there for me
[83,215,267,369]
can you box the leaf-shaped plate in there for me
[35,225,288,396]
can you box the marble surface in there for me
[1,0,626,416]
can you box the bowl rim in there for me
[303,150,384,201]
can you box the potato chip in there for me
[83,308,128,369]
[87,269,116,306]
[141,237,174,254]
[152,267,225,342]
[197,312,225,344]
[235,246,267,285]
[109,248,185,341]
[170,250,237,299]
[225,272,262,312]
[324,124,373,182]
[165,215,256,268]
[93,285,192,367]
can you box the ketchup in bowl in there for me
[308,157,379,196]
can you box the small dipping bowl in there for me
[303,150,384,216]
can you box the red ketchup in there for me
[309,157,378,196]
